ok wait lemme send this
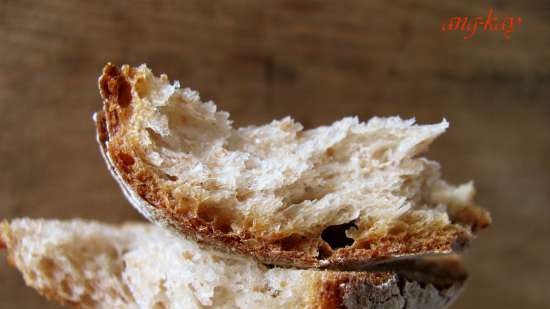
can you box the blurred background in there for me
[0,0,549,308]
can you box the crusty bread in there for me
[96,63,490,268]
[1,219,466,309]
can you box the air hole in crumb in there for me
[28,271,37,281]
[164,173,178,181]
[325,147,335,157]
[134,77,150,98]
[282,186,331,206]
[371,147,389,161]
[100,65,131,108]
[153,301,167,309]
[388,222,408,236]
[60,278,72,295]
[278,234,311,251]
[321,221,357,250]
[182,251,193,260]
[197,203,217,222]
[117,76,132,108]
[108,110,120,129]
[236,189,252,202]
[214,220,233,234]
[197,202,235,233]
[211,255,222,263]
[117,152,135,166]
[81,294,96,307]
[39,258,56,278]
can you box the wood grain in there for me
[0,1,549,308]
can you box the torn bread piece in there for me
[95,63,490,268]
[1,219,466,309]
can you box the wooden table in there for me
[1,1,549,308]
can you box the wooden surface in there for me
[0,1,549,308]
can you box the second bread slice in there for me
[1,218,466,309]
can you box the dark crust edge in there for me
[316,272,465,309]
[316,257,467,309]
[96,63,486,269]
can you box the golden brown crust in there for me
[0,220,9,250]
[96,63,486,269]
[453,206,492,232]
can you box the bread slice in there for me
[95,63,490,268]
[1,218,466,309]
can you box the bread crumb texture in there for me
[97,64,491,267]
